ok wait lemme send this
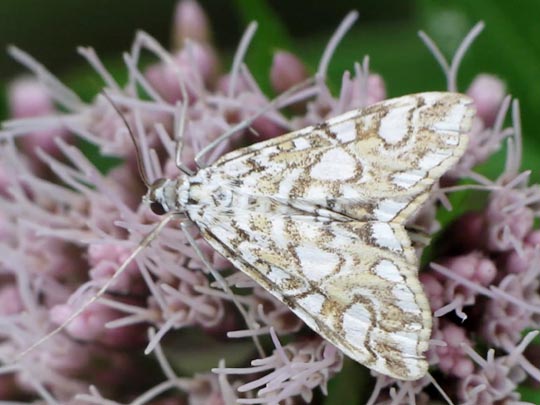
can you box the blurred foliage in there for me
[417,0,540,183]
[2,0,540,403]
[325,358,371,404]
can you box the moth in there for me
[20,92,474,381]
[145,92,474,380]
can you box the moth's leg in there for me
[132,33,202,176]
[173,85,195,176]
[180,221,265,357]
[129,32,195,176]
[194,77,315,168]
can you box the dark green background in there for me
[1,1,539,403]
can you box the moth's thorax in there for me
[187,174,234,209]
[145,176,189,214]
[187,172,300,216]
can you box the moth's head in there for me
[144,177,187,216]
[96,94,189,217]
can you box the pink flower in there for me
[145,43,219,103]
[213,329,343,404]
[270,51,309,94]
[467,74,506,127]
[172,0,212,49]
[1,4,539,405]
[432,321,474,378]
[485,189,535,252]
[8,77,71,173]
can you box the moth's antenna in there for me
[101,91,152,188]
[15,213,177,361]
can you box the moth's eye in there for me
[150,202,167,216]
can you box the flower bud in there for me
[270,51,309,94]
[172,0,211,49]
[467,74,506,127]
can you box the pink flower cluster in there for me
[0,2,539,404]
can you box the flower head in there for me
[1,3,539,405]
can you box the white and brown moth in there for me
[145,92,474,380]
[19,92,474,382]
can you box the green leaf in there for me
[417,0,540,175]
[324,358,371,405]
[163,328,258,375]
[518,384,540,403]
[231,0,294,93]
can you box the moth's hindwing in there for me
[197,211,430,380]
[187,92,475,380]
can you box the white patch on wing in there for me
[305,184,328,200]
[343,303,371,356]
[330,119,357,143]
[310,149,356,181]
[267,266,307,296]
[374,199,407,222]
[419,150,451,171]
[395,331,419,356]
[293,137,311,150]
[370,327,419,371]
[295,220,323,241]
[212,226,234,244]
[392,283,418,313]
[432,103,467,132]
[298,293,326,315]
[373,260,402,282]
[379,105,409,143]
[404,354,423,378]
[278,167,303,196]
[371,223,402,252]
[341,184,361,199]
[270,217,287,249]
[440,132,460,145]
[295,246,339,281]
[419,92,444,104]
[236,243,258,264]
[392,169,425,188]
[220,160,252,177]
[267,266,289,284]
